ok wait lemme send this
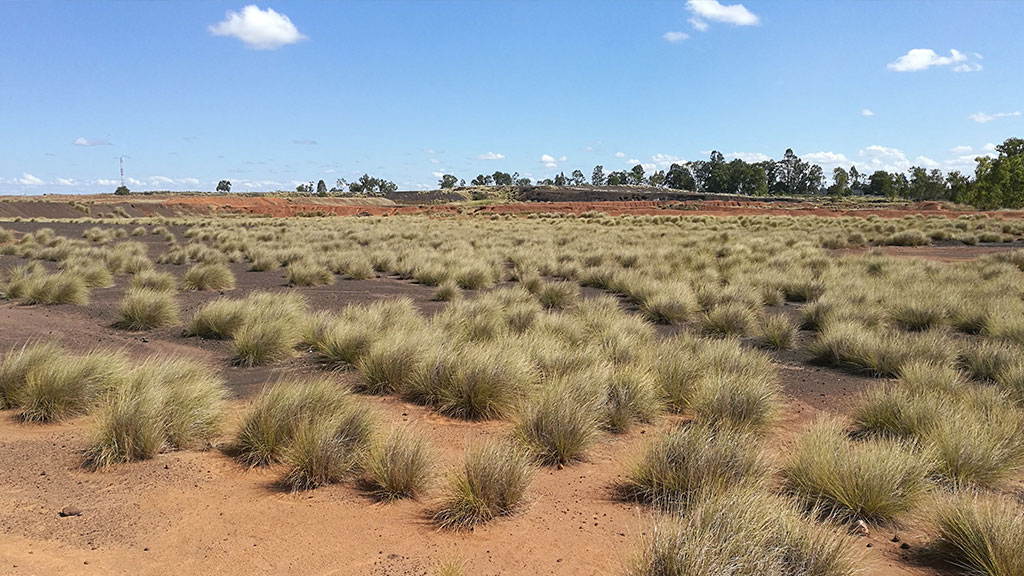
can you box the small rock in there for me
[865,543,872,548]
[59,506,82,518]
[140,337,149,343]
[900,543,910,550]
[891,535,901,543]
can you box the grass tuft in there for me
[364,426,435,501]
[182,262,235,291]
[115,288,180,330]
[434,440,535,529]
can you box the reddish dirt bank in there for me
[5,194,1024,220]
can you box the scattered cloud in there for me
[17,173,44,186]
[803,152,850,167]
[96,178,119,186]
[983,142,997,152]
[209,5,307,50]
[969,111,1020,124]
[292,139,318,145]
[431,171,447,178]
[539,154,567,169]
[887,48,981,72]
[476,152,505,160]
[55,178,77,186]
[951,145,973,154]
[429,158,441,164]
[663,31,689,44]
[73,137,111,147]
[725,152,772,163]
[628,158,640,165]
[861,109,875,117]
[615,152,626,158]
[914,156,941,169]
[858,145,911,173]
[652,153,687,168]
[540,154,556,163]
[686,0,760,31]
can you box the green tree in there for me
[553,172,567,186]
[647,170,667,188]
[438,174,459,189]
[316,179,328,196]
[471,174,493,186]
[114,185,130,196]
[216,180,231,193]
[946,170,971,204]
[906,167,947,201]
[867,170,893,197]
[966,138,1024,209]
[828,167,850,196]
[570,170,586,186]
[665,163,695,190]
[492,171,513,186]
[628,164,646,186]
[591,165,606,186]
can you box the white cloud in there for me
[17,173,44,186]
[615,152,626,158]
[476,152,505,160]
[686,0,760,31]
[539,154,567,169]
[543,163,558,169]
[887,48,980,72]
[969,111,1020,124]
[641,163,657,173]
[858,145,911,173]
[951,145,973,154]
[55,178,77,186]
[803,152,850,167]
[725,152,772,163]
[73,137,111,147]
[181,177,200,186]
[431,171,447,178]
[209,5,307,50]
[150,176,175,185]
[954,62,983,73]
[861,109,875,117]
[913,155,941,169]
[540,154,556,163]
[429,158,440,164]
[652,153,687,168]
[96,178,119,186]
[627,158,640,165]
[983,142,997,152]
[663,31,689,43]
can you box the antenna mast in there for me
[120,156,125,187]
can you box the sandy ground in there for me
[0,218,999,576]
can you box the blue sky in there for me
[1,0,1022,194]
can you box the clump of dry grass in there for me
[286,259,335,287]
[131,269,177,292]
[182,262,235,291]
[514,374,604,465]
[434,440,535,529]
[622,423,768,509]
[784,417,931,523]
[115,288,180,330]
[236,377,370,472]
[0,341,64,409]
[363,426,435,501]
[627,487,861,576]
[282,408,375,490]
[699,302,756,338]
[757,313,797,350]
[86,358,227,468]
[928,492,1024,576]
[603,364,661,432]
[15,349,128,422]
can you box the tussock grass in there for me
[454,264,495,290]
[364,426,435,501]
[16,350,128,422]
[23,272,90,305]
[86,358,226,467]
[535,280,580,310]
[622,423,768,509]
[354,330,428,394]
[958,340,1015,382]
[604,364,661,432]
[115,288,180,330]
[699,302,755,338]
[785,417,931,523]
[0,341,64,409]
[433,280,461,301]
[434,440,535,529]
[806,321,954,377]
[638,291,696,325]
[182,262,235,291]
[929,492,1024,576]
[627,488,860,576]
[315,298,424,367]
[185,297,248,339]
[757,312,797,349]
[514,374,603,465]
[131,269,177,292]
[889,300,946,331]
[231,318,302,366]
[286,259,335,286]
[282,407,375,490]
[409,342,536,420]
[236,377,362,468]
